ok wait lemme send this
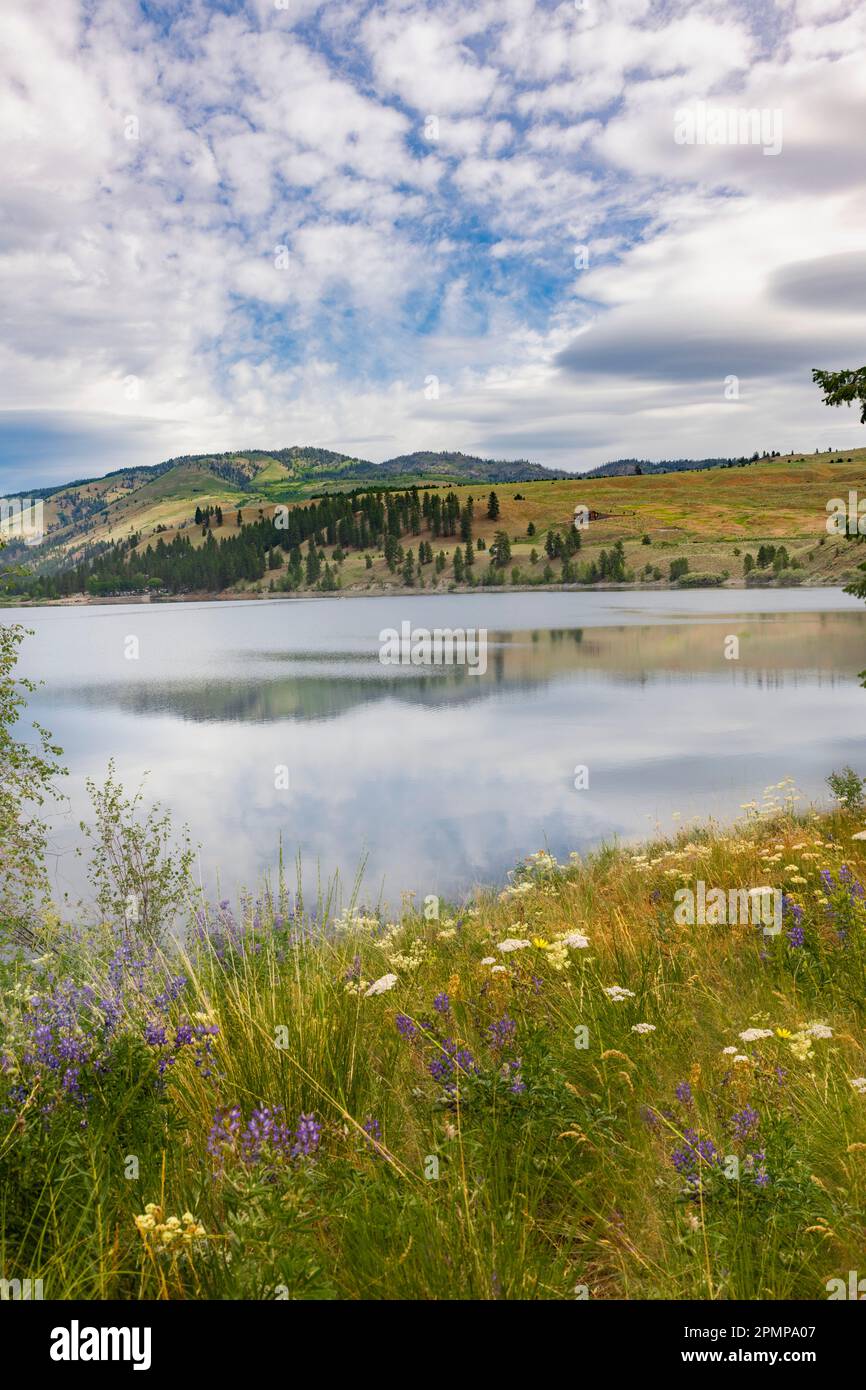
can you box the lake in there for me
[7,587,866,915]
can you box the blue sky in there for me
[2,0,865,492]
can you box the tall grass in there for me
[3,797,866,1300]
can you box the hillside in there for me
[3,446,570,569]
[5,446,866,600]
[5,797,866,1299]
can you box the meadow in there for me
[3,778,866,1301]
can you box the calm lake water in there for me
[8,588,866,915]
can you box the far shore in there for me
[0,577,847,609]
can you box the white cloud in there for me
[0,0,864,487]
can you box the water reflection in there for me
[7,592,866,911]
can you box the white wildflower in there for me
[365,973,399,997]
[803,1022,833,1040]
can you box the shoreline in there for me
[0,577,847,608]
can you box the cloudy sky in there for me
[1,0,865,491]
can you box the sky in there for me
[1,0,865,492]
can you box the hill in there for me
[4,445,866,600]
[2,446,570,567]
[582,456,744,478]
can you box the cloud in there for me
[1,0,865,486]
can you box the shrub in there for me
[827,766,866,811]
[675,572,724,588]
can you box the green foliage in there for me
[0,621,66,946]
[675,572,724,588]
[826,766,866,811]
[813,366,866,424]
[79,760,195,941]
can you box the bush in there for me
[827,766,866,811]
[675,572,724,588]
[669,558,689,581]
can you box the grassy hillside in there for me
[4,793,866,1299]
[7,447,866,598]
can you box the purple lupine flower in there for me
[745,1149,769,1187]
[428,1037,476,1086]
[395,1013,417,1039]
[362,1115,383,1155]
[731,1106,760,1141]
[487,1015,517,1050]
[144,1020,168,1047]
[207,1104,241,1165]
[241,1105,292,1164]
[786,925,805,948]
[506,1058,526,1094]
[675,1081,692,1104]
[292,1112,321,1159]
[433,993,450,1014]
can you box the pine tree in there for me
[487,490,500,520]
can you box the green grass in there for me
[3,794,866,1299]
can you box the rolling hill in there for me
[3,444,866,596]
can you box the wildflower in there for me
[788,1031,814,1062]
[804,1022,833,1039]
[675,1081,692,1104]
[849,1077,866,1095]
[365,973,399,997]
[631,1023,656,1034]
[428,1037,476,1088]
[433,993,450,1014]
[496,938,531,953]
[744,1150,769,1187]
[721,1046,737,1055]
[733,1055,750,1065]
[292,1113,322,1159]
[362,1115,382,1152]
[480,956,496,965]
[730,1106,760,1141]
[603,985,635,1002]
[490,965,508,974]
[561,931,590,949]
[738,1028,773,1042]
[487,1015,517,1050]
[395,1013,417,1039]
